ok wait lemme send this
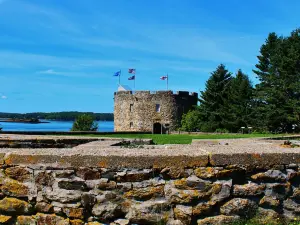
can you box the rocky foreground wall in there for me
[0,162,299,225]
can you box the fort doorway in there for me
[153,122,165,134]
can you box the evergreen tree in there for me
[253,29,300,132]
[225,70,253,132]
[198,64,233,132]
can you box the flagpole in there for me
[119,70,121,85]
[134,71,136,89]
[167,73,168,90]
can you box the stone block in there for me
[115,169,152,182]
[63,208,84,219]
[5,166,32,182]
[0,215,12,223]
[92,202,123,221]
[209,180,232,205]
[192,203,212,216]
[125,200,170,225]
[173,176,212,191]
[35,202,54,213]
[17,215,36,225]
[197,215,240,225]
[58,179,87,191]
[124,185,164,200]
[259,196,280,209]
[233,183,265,197]
[0,197,32,214]
[0,178,29,197]
[220,198,258,218]
[35,213,70,225]
[70,219,84,225]
[45,189,82,203]
[251,170,287,182]
[76,168,100,180]
[174,205,192,225]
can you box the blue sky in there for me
[0,0,299,113]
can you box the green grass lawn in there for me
[78,133,289,145]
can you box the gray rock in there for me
[283,198,300,213]
[126,200,170,225]
[192,203,212,216]
[81,193,96,208]
[45,188,82,203]
[210,180,232,204]
[114,219,130,225]
[233,183,265,197]
[117,182,132,191]
[76,167,100,180]
[53,170,75,178]
[265,183,291,200]
[251,170,287,182]
[174,205,192,225]
[95,191,118,203]
[165,184,211,204]
[220,198,258,218]
[186,175,212,190]
[132,177,165,188]
[116,169,152,182]
[167,219,184,225]
[92,202,123,220]
[58,179,87,190]
[197,215,240,225]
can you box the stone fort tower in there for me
[114,89,198,133]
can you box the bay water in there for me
[0,120,114,132]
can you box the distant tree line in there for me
[0,111,114,121]
[181,28,300,133]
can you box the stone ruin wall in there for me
[114,91,198,132]
[0,154,299,224]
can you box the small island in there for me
[0,118,49,124]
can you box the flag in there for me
[128,68,136,74]
[113,70,121,76]
[160,76,168,80]
[128,75,135,80]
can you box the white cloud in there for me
[38,69,60,75]
[1,95,7,99]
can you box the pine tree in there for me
[253,29,300,132]
[198,64,232,132]
[224,70,253,132]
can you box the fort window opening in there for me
[155,104,161,112]
[130,104,133,112]
[130,122,133,128]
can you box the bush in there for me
[71,114,98,131]
[215,128,229,133]
[181,110,201,132]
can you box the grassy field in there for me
[79,133,288,145]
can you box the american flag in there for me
[160,76,168,80]
[128,68,136,74]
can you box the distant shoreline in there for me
[0,120,50,124]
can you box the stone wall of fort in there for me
[114,91,198,132]
[0,135,298,224]
[0,155,299,224]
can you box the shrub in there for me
[71,114,98,131]
[215,128,229,133]
[181,110,201,132]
